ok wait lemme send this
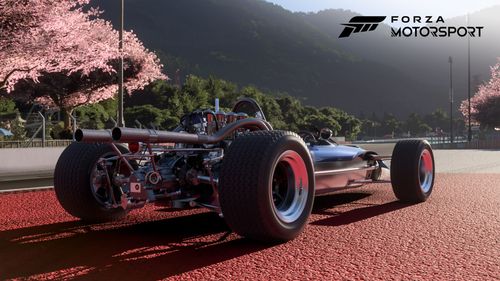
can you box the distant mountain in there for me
[90,0,497,116]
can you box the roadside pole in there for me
[118,0,125,127]
[449,56,454,144]
[38,112,45,147]
[467,14,472,142]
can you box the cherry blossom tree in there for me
[1,0,165,130]
[0,0,91,89]
[461,60,500,129]
[1,0,47,89]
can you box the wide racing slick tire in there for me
[390,140,435,203]
[219,130,315,242]
[54,142,132,222]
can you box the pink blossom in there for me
[460,59,500,127]
[1,0,165,111]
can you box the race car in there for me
[54,98,435,242]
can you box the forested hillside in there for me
[91,0,429,115]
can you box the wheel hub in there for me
[418,149,434,193]
[271,150,309,223]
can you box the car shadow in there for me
[312,192,373,215]
[0,192,413,279]
[312,200,412,227]
[0,212,270,280]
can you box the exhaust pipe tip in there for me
[74,129,84,142]
[112,127,122,141]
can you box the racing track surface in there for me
[0,173,498,280]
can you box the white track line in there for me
[0,186,54,194]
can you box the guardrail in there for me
[354,136,468,145]
[355,137,500,150]
[432,139,500,150]
[0,140,73,149]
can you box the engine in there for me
[118,98,268,211]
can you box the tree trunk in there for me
[63,108,74,131]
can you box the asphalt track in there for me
[0,172,499,280]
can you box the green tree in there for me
[304,114,341,134]
[380,113,401,137]
[276,95,303,131]
[124,105,168,129]
[0,96,18,119]
[0,96,20,139]
[362,112,383,138]
[10,114,27,140]
[405,113,432,137]
[239,86,286,129]
[74,103,110,129]
[320,107,361,140]
[121,75,362,138]
[423,109,448,132]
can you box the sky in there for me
[266,0,500,19]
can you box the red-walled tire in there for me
[219,131,315,242]
[391,140,435,203]
[54,143,131,222]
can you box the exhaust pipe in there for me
[74,129,113,143]
[112,118,270,144]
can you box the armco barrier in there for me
[432,139,500,150]
[0,140,73,149]
[0,147,66,181]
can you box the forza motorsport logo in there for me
[339,16,386,38]
[339,16,484,38]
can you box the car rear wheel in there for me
[54,143,132,222]
[390,140,435,203]
[219,130,315,242]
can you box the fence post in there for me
[70,114,77,141]
[38,112,46,148]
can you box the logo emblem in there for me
[130,182,141,193]
[339,16,387,38]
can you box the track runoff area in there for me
[0,150,499,280]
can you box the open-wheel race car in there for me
[54,98,435,242]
